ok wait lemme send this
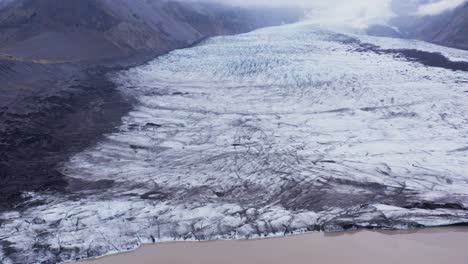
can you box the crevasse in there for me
[1,21,468,264]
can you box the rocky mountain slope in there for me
[0,0,301,61]
[0,0,302,210]
[391,2,468,50]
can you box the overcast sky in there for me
[417,0,467,15]
[203,0,395,26]
[213,0,466,17]
[1,0,464,19]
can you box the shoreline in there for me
[2,20,468,263]
[74,226,468,264]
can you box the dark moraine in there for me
[0,0,303,211]
[0,59,136,210]
[333,34,468,72]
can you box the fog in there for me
[417,0,467,15]
[1,0,464,26]
[200,0,465,26]
[206,0,466,20]
[301,0,394,27]
[198,0,395,27]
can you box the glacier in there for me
[1,21,468,263]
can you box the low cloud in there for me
[417,0,467,15]
[304,0,393,26]
[206,0,394,27]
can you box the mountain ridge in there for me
[0,0,303,61]
[391,2,468,50]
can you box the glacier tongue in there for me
[2,22,468,263]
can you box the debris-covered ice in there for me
[1,21,468,263]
